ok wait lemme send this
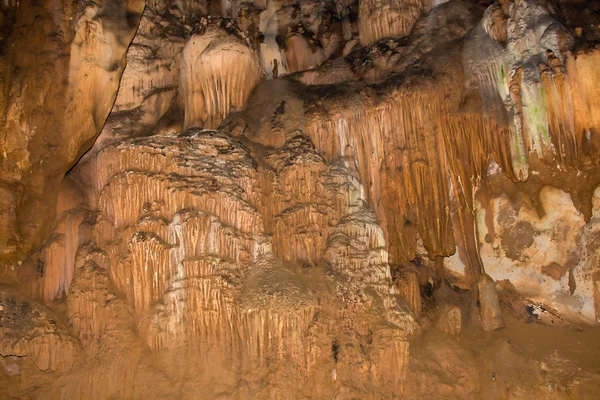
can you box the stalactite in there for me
[473,0,581,176]
[304,85,463,269]
[180,17,264,129]
[6,0,600,398]
[566,50,600,166]
[358,0,432,45]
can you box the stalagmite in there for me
[395,268,422,317]
[436,304,462,336]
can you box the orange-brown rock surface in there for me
[0,0,145,263]
[180,18,265,129]
[2,0,600,398]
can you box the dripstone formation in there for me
[2,0,600,398]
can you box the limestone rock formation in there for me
[0,0,145,262]
[0,288,79,372]
[83,6,190,160]
[180,17,264,129]
[358,0,432,45]
[436,304,462,336]
[2,0,600,398]
[16,127,414,398]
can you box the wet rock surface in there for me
[1,0,600,398]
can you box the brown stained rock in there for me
[478,274,505,331]
[0,0,145,262]
[436,304,462,337]
[0,288,80,372]
[541,262,566,281]
[180,17,264,130]
[358,0,430,46]
[394,268,422,317]
[499,220,536,261]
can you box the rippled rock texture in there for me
[2,0,600,398]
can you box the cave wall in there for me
[1,0,600,398]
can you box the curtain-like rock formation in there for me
[3,0,600,398]
[23,128,416,398]
[180,18,264,129]
[358,0,432,45]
